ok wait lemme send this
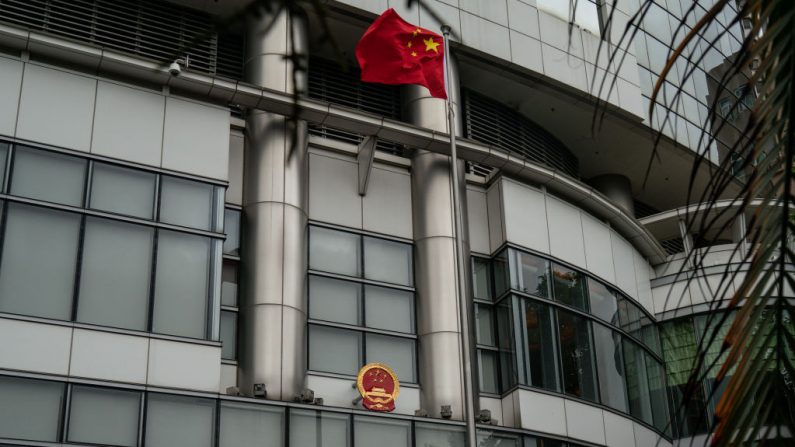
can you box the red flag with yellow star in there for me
[355,8,446,99]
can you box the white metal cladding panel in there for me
[516,389,567,436]
[545,196,587,269]
[466,186,490,255]
[91,80,164,167]
[633,250,654,314]
[611,232,639,298]
[486,180,505,253]
[460,11,511,61]
[162,96,230,180]
[603,410,636,447]
[509,30,544,74]
[388,0,419,23]
[0,56,22,137]
[507,0,540,38]
[501,178,550,254]
[418,0,462,43]
[479,396,504,425]
[220,364,237,392]
[69,328,148,383]
[501,391,518,428]
[633,422,668,447]
[652,280,692,314]
[308,152,362,229]
[362,165,413,239]
[581,211,616,284]
[343,0,387,15]
[541,42,588,92]
[564,399,606,445]
[227,131,244,206]
[16,64,96,152]
[147,338,221,392]
[0,318,72,375]
[460,0,508,26]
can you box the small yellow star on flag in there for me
[412,27,421,37]
[411,51,417,57]
[423,37,440,53]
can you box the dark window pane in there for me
[355,416,410,447]
[0,376,64,442]
[618,297,642,332]
[309,275,361,326]
[145,394,215,447]
[415,422,465,447]
[308,325,361,375]
[363,236,413,286]
[90,163,156,219]
[661,319,708,437]
[289,409,350,447]
[0,204,80,320]
[557,309,598,401]
[219,401,283,447]
[221,260,239,307]
[511,250,549,298]
[593,324,629,412]
[479,349,500,394]
[0,143,7,190]
[159,176,215,231]
[476,429,520,447]
[223,208,240,256]
[220,311,238,360]
[309,226,361,277]
[551,263,588,311]
[496,298,518,389]
[365,333,416,383]
[524,300,559,391]
[624,338,653,424]
[476,304,495,346]
[67,386,140,447]
[588,279,618,324]
[493,249,510,297]
[365,285,414,334]
[11,146,86,206]
[646,352,670,434]
[473,257,492,300]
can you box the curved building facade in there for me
[0,1,771,447]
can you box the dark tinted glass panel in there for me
[493,249,510,297]
[557,309,598,401]
[551,263,588,311]
[588,279,618,324]
[593,324,629,412]
[473,257,492,300]
[618,297,642,332]
[646,352,670,434]
[624,338,653,424]
[661,319,707,437]
[476,304,495,346]
[496,298,518,389]
[511,250,549,298]
[479,349,500,394]
[223,208,240,256]
[524,300,559,391]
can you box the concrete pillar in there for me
[239,8,308,401]
[404,56,475,420]
[591,174,635,216]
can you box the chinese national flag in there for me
[355,8,447,99]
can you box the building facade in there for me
[0,1,766,446]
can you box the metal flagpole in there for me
[440,25,477,447]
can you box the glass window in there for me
[0,204,80,320]
[415,422,465,447]
[309,275,361,326]
[0,143,7,189]
[221,260,238,307]
[646,352,670,434]
[366,333,416,382]
[145,394,215,447]
[476,429,520,447]
[289,409,350,447]
[223,208,240,256]
[492,250,510,297]
[476,304,495,346]
[496,299,518,389]
[152,230,211,339]
[77,218,154,331]
[618,297,642,332]
[662,319,707,437]
[523,300,559,391]
[593,324,629,412]
[89,162,156,219]
[220,311,237,360]
[510,251,549,298]
[365,285,414,333]
[363,236,413,286]
[309,226,361,277]
[159,176,214,230]
[67,386,140,447]
[588,279,618,324]
[557,309,598,401]
[624,338,653,425]
[309,325,361,375]
[551,263,588,311]
[354,416,410,447]
[0,376,64,442]
[472,257,492,300]
[479,349,500,394]
[11,147,86,206]
[219,401,283,447]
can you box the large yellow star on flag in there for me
[423,37,440,54]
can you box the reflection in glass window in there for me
[145,394,215,447]
[510,250,549,298]
[624,338,653,425]
[363,236,413,286]
[476,429,520,447]
[493,250,510,297]
[479,349,500,394]
[152,230,211,339]
[355,416,411,447]
[309,226,361,277]
[415,423,465,447]
[662,318,707,437]
[309,275,361,326]
[0,204,81,320]
[221,260,239,307]
[496,299,518,389]
[223,208,240,256]
[90,163,156,219]
[365,285,414,334]
[289,409,350,447]
[523,300,559,392]
[593,324,629,412]
[309,325,362,376]
[557,309,598,401]
[551,263,588,311]
[366,333,416,382]
[0,143,7,189]
[647,351,670,434]
[159,176,214,230]
[67,386,141,447]
[219,401,283,447]
[0,376,64,442]
[77,218,154,331]
[11,146,86,206]
[588,279,618,324]
[473,257,492,300]
[476,304,495,346]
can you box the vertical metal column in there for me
[239,8,308,401]
[405,50,476,424]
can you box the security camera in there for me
[168,60,182,76]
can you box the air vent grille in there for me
[463,89,578,178]
[0,0,245,79]
[660,237,685,256]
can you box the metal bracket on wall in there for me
[357,135,377,196]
